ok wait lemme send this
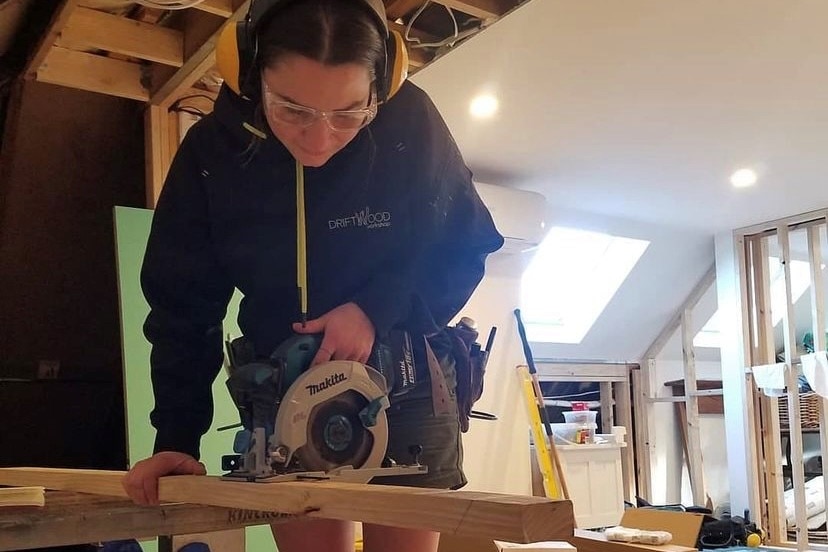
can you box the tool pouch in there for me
[368,330,421,399]
[446,324,488,433]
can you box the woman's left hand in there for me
[293,302,375,366]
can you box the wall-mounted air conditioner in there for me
[474,181,547,255]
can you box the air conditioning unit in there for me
[473,182,547,255]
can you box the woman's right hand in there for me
[122,451,206,506]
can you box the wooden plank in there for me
[570,529,698,552]
[599,381,613,431]
[56,7,184,67]
[614,378,637,503]
[193,0,234,18]
[806,221,828,549]
[631,365,654,501]
[534,363,632,382]
[388,20,439,45]
[386,0,425,19]
[37,46,149,101]
[737,234,765,532]
[0,468,574,544]
[433,0,511,19]
[680,308,706,507]
[23,0,76,78]
[151,1,249,107]
[753,235,786,544]
[778,224,809,551]
[0,490,293,551]
[145,104,170,208]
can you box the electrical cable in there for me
[404,1,475,51]
[135,0,205,10]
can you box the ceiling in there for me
[411,0,828,234]
[6,0,825,361]
[0,0,530,106]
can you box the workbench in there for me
[0,490,279,551]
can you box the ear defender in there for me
[215,0,409,102]
[216,23,243,95]
[384,29,409,101]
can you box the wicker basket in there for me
[779,391,821,429]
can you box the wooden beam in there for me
[145,104,171,208]
[151,1,249,107]
[806,221,828,550]
[432,0,512,19]
[613,378,637,503]
[752,236,786,543]
[680,308,706,507]
[386,0,425,20]
[778,224,809,551]
[632,363,655,500]
[193,0,235,18]
[56,7,184,67]
[23,0,77,78]
[0,468,575,544]
[535,363,632,382]
[0,490,293,551]
[37,46,149,101]
[388,20,439,45]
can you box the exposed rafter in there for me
[38,46,148,101]
[433,0,512,19]
[149,0,249,106]
[56,7,184,67]
[23,0,77,79]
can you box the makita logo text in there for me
[306,372,347,396]
[328,206,391,230]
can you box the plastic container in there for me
[550,422,598,444]
[563,410,598,424]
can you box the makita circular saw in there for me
[220,334,426,483]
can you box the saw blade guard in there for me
[272,360,390,471]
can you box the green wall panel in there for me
[113,206,273,551]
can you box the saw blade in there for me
[294,390,375,472]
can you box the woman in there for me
[122,1,503,551]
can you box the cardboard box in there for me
[439,535,577,552]
[569,508,704,552]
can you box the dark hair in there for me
[257,0,384,81]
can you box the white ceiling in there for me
[410,0,828,361]
[412,0,828,233]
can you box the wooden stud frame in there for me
[730,211,828,549]
[636,264,715,504]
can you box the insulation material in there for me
[802,352,828,398]
[785,476,825,528]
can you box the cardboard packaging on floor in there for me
[439,536,577,552]
[570,508,704,552]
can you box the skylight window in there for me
[520,227,650,344]
[694,256,812,348]
[768,257,812,325]
[694,309,722,348]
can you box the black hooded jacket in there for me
[141,80,504,459]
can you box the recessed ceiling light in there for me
[470,94,499,119]
[730,168,758,188]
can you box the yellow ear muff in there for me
[216,22,242,95]
[385,29,408,100]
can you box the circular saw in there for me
[221,334,427,483]
[272,359,390,472]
